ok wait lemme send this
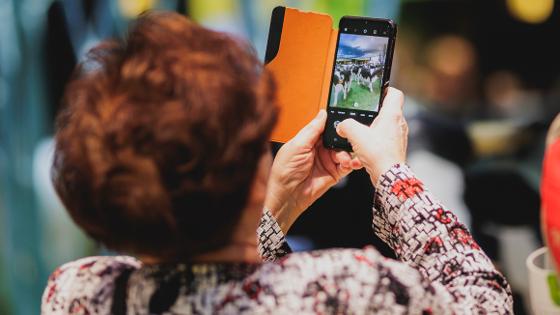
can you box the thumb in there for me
[336,118,368,144]
[378,87,404,118]
[293,109,327,147]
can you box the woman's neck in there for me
[141,204,264,265]
[141,186,266,266]
[140,241,261,265]
[192,241,261,263]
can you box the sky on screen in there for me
[338,34,387,59]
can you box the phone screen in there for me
[329,33,388,111]
[323,18,395,151]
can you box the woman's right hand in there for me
[336,87,408,184]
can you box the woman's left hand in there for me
[265,110,362,233]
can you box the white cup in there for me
[526,247,560,315]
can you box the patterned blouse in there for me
[41,165,513,314]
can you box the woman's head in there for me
[52,12,278,260]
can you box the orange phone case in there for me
[265,7,338,143]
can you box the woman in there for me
[42,12,512,314]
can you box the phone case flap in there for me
[265,7,337,143]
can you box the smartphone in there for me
[323,16,397,151]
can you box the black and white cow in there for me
[340,68,352,94]
[351,65,361,83]
[356,64,384,92]
[332,69,350,106]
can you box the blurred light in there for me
[507,0,554,24]
[118,0,156,18]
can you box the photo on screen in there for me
[328,33,389,112]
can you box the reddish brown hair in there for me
[52,12,278,260]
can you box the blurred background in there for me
[1,0,559,313]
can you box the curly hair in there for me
[52,12,278,260]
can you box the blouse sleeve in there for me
[372,164,513,313]
[257,208,292,261]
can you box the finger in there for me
[378,87,404,119]
[336,118,368,144]
[293,110,327,147]
[336,162,354,177]
[331,150,352,169]
[333,152,354,175]
[350,157,363,169]
[317,145,340,180]
[402,119,409,156]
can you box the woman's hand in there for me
[265,110,361,233]
[336,87,408,184]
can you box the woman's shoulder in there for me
[254,246,425,307]
[281,246,384,265]
[42,256,142,314]
[261,246,413,280]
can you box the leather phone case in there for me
[265,6,338,143]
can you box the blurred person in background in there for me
[422,35,479,118]
[525,113,560,314]
[41,12,512,314]
[394,24,546,314]
[542,113,560,254]
[398,35,477,229]
[483,70,542,121]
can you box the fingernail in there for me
[336,126,343,136]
